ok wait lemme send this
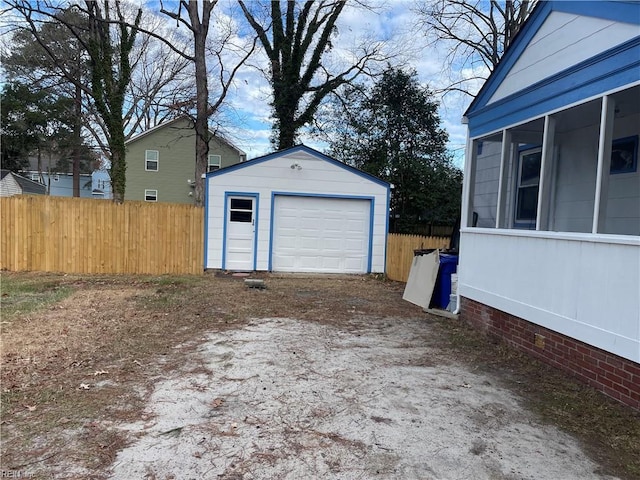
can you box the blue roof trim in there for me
[555,1,640,24]
[466,1,640,117]
[205,144,390,189]
[383,183,390,274]
[204,176,210,270]
[468,36,640,138]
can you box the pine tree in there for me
[328,68,462,233]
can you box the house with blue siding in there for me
[458,1,639,409]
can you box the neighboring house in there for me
[0,170,47,197]
[125,117,246,204]
[204,145,389,274]
[459,1,639,409]
[91,169,112,199]
[22,171,93,198]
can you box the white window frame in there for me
[144,189,158,202]
[514,147,542,228]
[229,197,253,223]
[208,154,221,172]
[145,150,159,171]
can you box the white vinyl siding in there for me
[459,230,640,363]
[489,11,640,104]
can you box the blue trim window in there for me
[610,136,638,174]
[515,147,542,227]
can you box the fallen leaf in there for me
[160,427,183,437]
[194,452,202,459]
[211,398,224,408]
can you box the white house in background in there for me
[205,145,389,274]
[459,1,639,409]
[91,169,112,199]
[0,170,47,197]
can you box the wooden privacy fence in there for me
[1,196,449,280]
[385,233,450,283]
[1,196,204,275]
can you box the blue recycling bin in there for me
[431,254,459,309]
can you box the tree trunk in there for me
[188,0,212,207]
[193,28,209,206]
[72,80,82,197]
[110,132,126,203]
[274,89,298,150]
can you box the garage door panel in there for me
[345,238,366,250]
[272,196,370,273]
[301,237,319,249]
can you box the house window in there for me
[145,150,159,171]
[144,189,158,202]
[208,154,221,172]
[610,136,638,174]
[515,147,542,226]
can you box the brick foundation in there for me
[460,297,640,411]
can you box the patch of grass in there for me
[0,273,73,319]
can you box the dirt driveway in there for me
[1,273,638,479]
[109,316,615,480]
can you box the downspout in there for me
[454,116,471,315]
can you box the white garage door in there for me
[272,196,370,273]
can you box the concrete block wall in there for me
[460,297,640,411]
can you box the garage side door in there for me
[272,196,370,273]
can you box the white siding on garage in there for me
[205,149,388,273]
[272,196,370,273]
[489,11,640,104]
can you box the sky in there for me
[206,1,486,168]
[0,0,488,169]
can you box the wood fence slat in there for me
[0,196,207,275]
[385,233,450,283]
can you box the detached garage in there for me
[204,145,389,273]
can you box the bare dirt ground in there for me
[1,272,639,479]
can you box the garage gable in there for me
[206,144,388,188]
